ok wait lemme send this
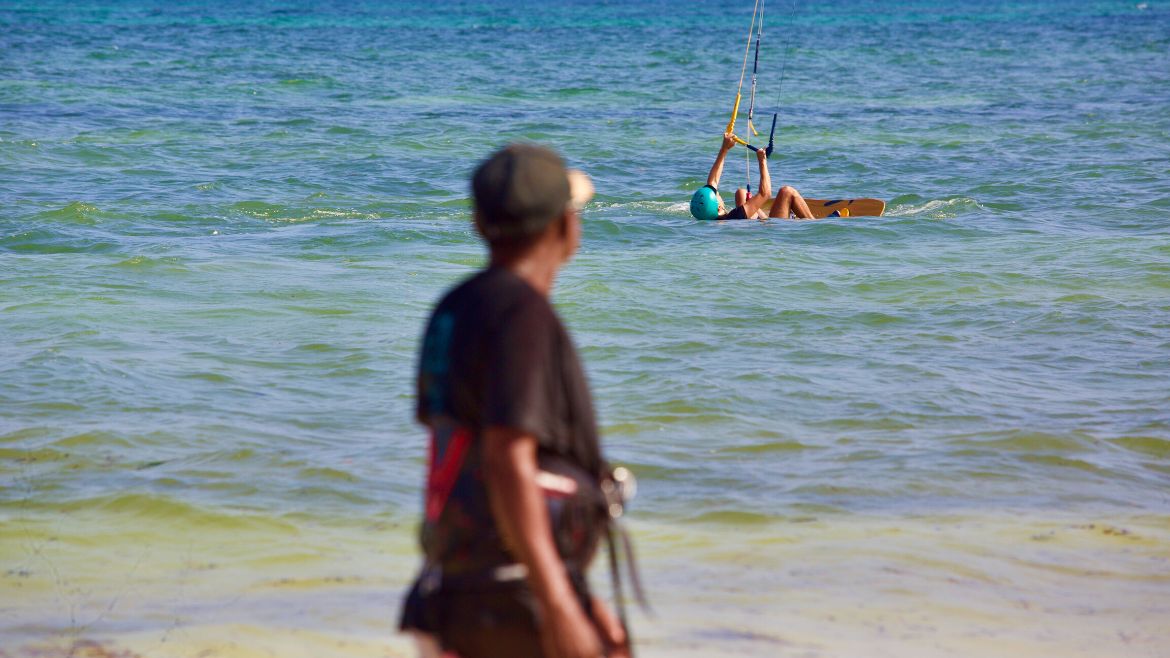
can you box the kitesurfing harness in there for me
[416,425,649,654]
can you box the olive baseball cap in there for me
[472,143,594,241]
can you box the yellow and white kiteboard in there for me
[805,198,886,219]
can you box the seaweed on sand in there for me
[0,640,144,658]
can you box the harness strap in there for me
[425,426,472,522]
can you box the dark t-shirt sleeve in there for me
[483,298,556,442]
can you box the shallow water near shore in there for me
[3,0,1170,656]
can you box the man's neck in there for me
[489,245,561,298]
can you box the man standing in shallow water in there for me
[400,144,628,658]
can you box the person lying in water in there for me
[690,132,814,220]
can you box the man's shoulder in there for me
[439,267,552,322]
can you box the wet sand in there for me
[4,513,1168,657]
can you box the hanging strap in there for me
[424,426,472,522]
[605,497,651,657]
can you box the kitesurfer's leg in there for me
[767,185,814,219]
[766,189,790,219]
[789,187,814,219]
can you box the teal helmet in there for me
[690,185,721,220]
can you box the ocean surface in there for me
[2,0,1169,656]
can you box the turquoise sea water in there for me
[3,1,1169,656]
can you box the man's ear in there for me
[556,209,572,237]
[472,210,487,239]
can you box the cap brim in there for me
[567,169,594,211]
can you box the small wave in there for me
[889,197,984,219]
[1019,454,1110,475]
[111,255,188,271]
[0,445,70,463]
[723,440,814,454]
[298,466,360,483]
[554,86,602,97]
[63,492,301,532]
[33,202,101,224]
[686,510,780,525]
[231,200,286,218]
[307,208,379,220]
[278,76,338,88]
[325,125,370,136]
[964,430,1092,453]
[590,200,689,215]
[1109,436,1170,460]
[179,371,234,383]
[230,201,380,223]
[52,431,135,450]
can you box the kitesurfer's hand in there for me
[721,132,736,152]
[542,593,604,658]
[756,146,768,162]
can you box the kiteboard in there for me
[806,198,885,219]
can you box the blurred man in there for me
[400,144,628,658]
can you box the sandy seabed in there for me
[3,514,1169,658]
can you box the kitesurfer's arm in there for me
[755,146,771,200]
[739,147,772,218]
[484,426,603,658]
[706,132,737,188]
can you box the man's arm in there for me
[705,132,738,188]
[483,426,602,658]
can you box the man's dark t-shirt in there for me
[415,266,602,576]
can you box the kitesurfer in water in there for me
[690,132,814,220]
